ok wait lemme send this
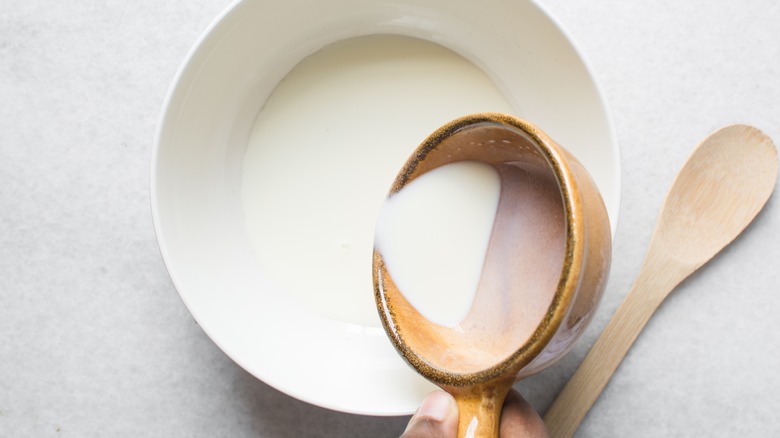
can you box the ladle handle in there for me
[543,256,689,437]
[450,381,513,438]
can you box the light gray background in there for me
[2,1,778,436]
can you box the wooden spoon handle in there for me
[449,380,513,438]
[543,256,689,438]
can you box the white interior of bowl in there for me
[152,0,620,415]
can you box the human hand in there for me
[400,389,550,438]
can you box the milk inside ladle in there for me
[373,113,611,437]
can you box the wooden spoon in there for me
[543,124,778,438]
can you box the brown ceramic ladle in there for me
[373,113,612,437]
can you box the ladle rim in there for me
[374,112,586,386]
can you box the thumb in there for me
[401,390,459,438]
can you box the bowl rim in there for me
[150,0,621,415]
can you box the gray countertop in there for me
[2,1,779,436]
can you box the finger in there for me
[500,389,550,438]
[401,390,459,438]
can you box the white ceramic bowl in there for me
[152,0,620,415]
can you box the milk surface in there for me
[374,161,501,327]
[242,35,515,326]
[375,156,567,373]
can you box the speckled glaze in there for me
[373,113,612,437]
